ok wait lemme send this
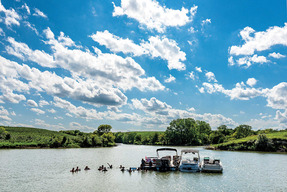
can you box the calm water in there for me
[0,144,286,192]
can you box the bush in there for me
[0,127,9,140]
[255,134,274,151]
[66,143,80,148]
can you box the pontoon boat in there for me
[179,149,200,172]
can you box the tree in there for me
[92,134,102,146]
[114,132,124,143]
[101,132,115,147]
[233,125,253,139]
[165,118,205,145]
[0,127,9,140]
[151,133,159,144]
[217,125,234,136]
[209,131,225,144]
[97,124,112,136]
[134,134,142,144]
[196,121,211,144]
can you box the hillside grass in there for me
[212,131,287,152]
[5,126,77,141]
[0,126,116,148]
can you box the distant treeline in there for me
[114,118,287,152]
[0,124,115,148]
[1,118,287,151]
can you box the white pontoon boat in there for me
[155,148,180,171]
[201,157,223,173]
[179,149,200,172]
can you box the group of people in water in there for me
[70,163,148,173]
[98,163,113,172]
[70,166,90,173]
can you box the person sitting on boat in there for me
[70,168,75,172]
[75,166,80,172]
[120,166,125,171]
[84,166,90,170]
[102,167,107,171]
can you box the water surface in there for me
[0,144,286,192]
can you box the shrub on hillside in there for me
[255,134,274,151]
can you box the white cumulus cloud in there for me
[113,0,197,33]
[33,8,47,18]
[246,78,257,87]
[164,74,176,83]
[205,71,217,82]
[0,1,21,26]
[27,99,38,107]
[91,31,186,71]
[268,52,286,59]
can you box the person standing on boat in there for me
[141,158,145,169]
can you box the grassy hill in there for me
[0,126,79,148]
[0,126,115,148]
[211,131,287,152]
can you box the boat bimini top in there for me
[181,149,199,155]
[156,148,178,157]
[180,149,200,162]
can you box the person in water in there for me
[75,166,80,172]
[70,168,75,172]
[128,167,132,173]
[107,163,113,169]
[84,166,90,170]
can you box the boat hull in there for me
[179,164,200,173]
[201,164,223,173]
[201,167,223,173]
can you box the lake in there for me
[0,144,286,192]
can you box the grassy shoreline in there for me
[208,131,287,152]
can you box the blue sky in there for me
[0,0,287,132]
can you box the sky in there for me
[0,0,287,132]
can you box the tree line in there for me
[114,118,285,146]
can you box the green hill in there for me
[0,126,115,148]
[211,131,287,152]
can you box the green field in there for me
[212,131,287,152]
[0,126,115,148]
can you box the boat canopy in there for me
[156,148,178,157]
[181,149,199,154]
[156,148,177,152]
